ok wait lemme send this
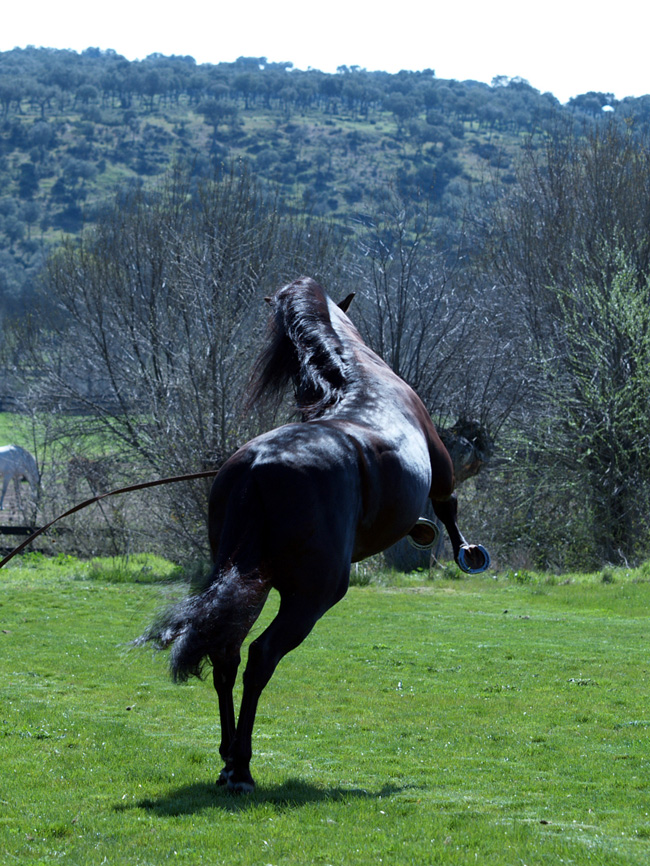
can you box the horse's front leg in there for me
[0,477,9,510]
[12,477,21,508]
[211,652,240,786]
[432,494,490,573]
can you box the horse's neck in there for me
[328,307,432,434]
[332,361,425,433]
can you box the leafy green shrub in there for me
[348,564,374,586]
[83,554,180,584]
[505,568,534,584]
[432,560,465,580]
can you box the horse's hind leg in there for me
[211,651,241,785]
[207,576,270,787]
[225,592,332,793]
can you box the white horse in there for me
[0,445,39,511]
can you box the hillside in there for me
[3,47,649,318]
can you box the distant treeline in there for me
[2,47,646,124]
[0,46,649,320]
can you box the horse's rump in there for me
[210,424,363,579]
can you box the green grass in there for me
[0,412,35,448]
[0,411,123,456]
[1,557,649,864]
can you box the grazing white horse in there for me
[0,445,39,510]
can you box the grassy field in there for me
[1,556,649,864]
[0,413,34,449]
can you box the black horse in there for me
[143,277,489,792]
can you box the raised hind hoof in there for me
[407,517,440,550]
[457,544,491,574]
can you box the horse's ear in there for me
[338,292,355,313]
[264,296,272,305]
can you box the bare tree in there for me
[351,192,521,433]
[483,119,650,346]
[27,162,344,557]
[479,120,650,565]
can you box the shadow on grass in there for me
[120,778,417,815]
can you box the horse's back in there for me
[208,414,438,585]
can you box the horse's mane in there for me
[248,277,349,420]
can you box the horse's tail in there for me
[137,566,268,683]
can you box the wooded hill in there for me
[1,46,647,318]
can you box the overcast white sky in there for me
[2,0,649,105]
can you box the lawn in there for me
[1,557,649,864]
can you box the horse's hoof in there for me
[407,517,440,550]
[228,779,255,795]
[216,768,232,786]
[226,773,255,795]
[457,544,491,574]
